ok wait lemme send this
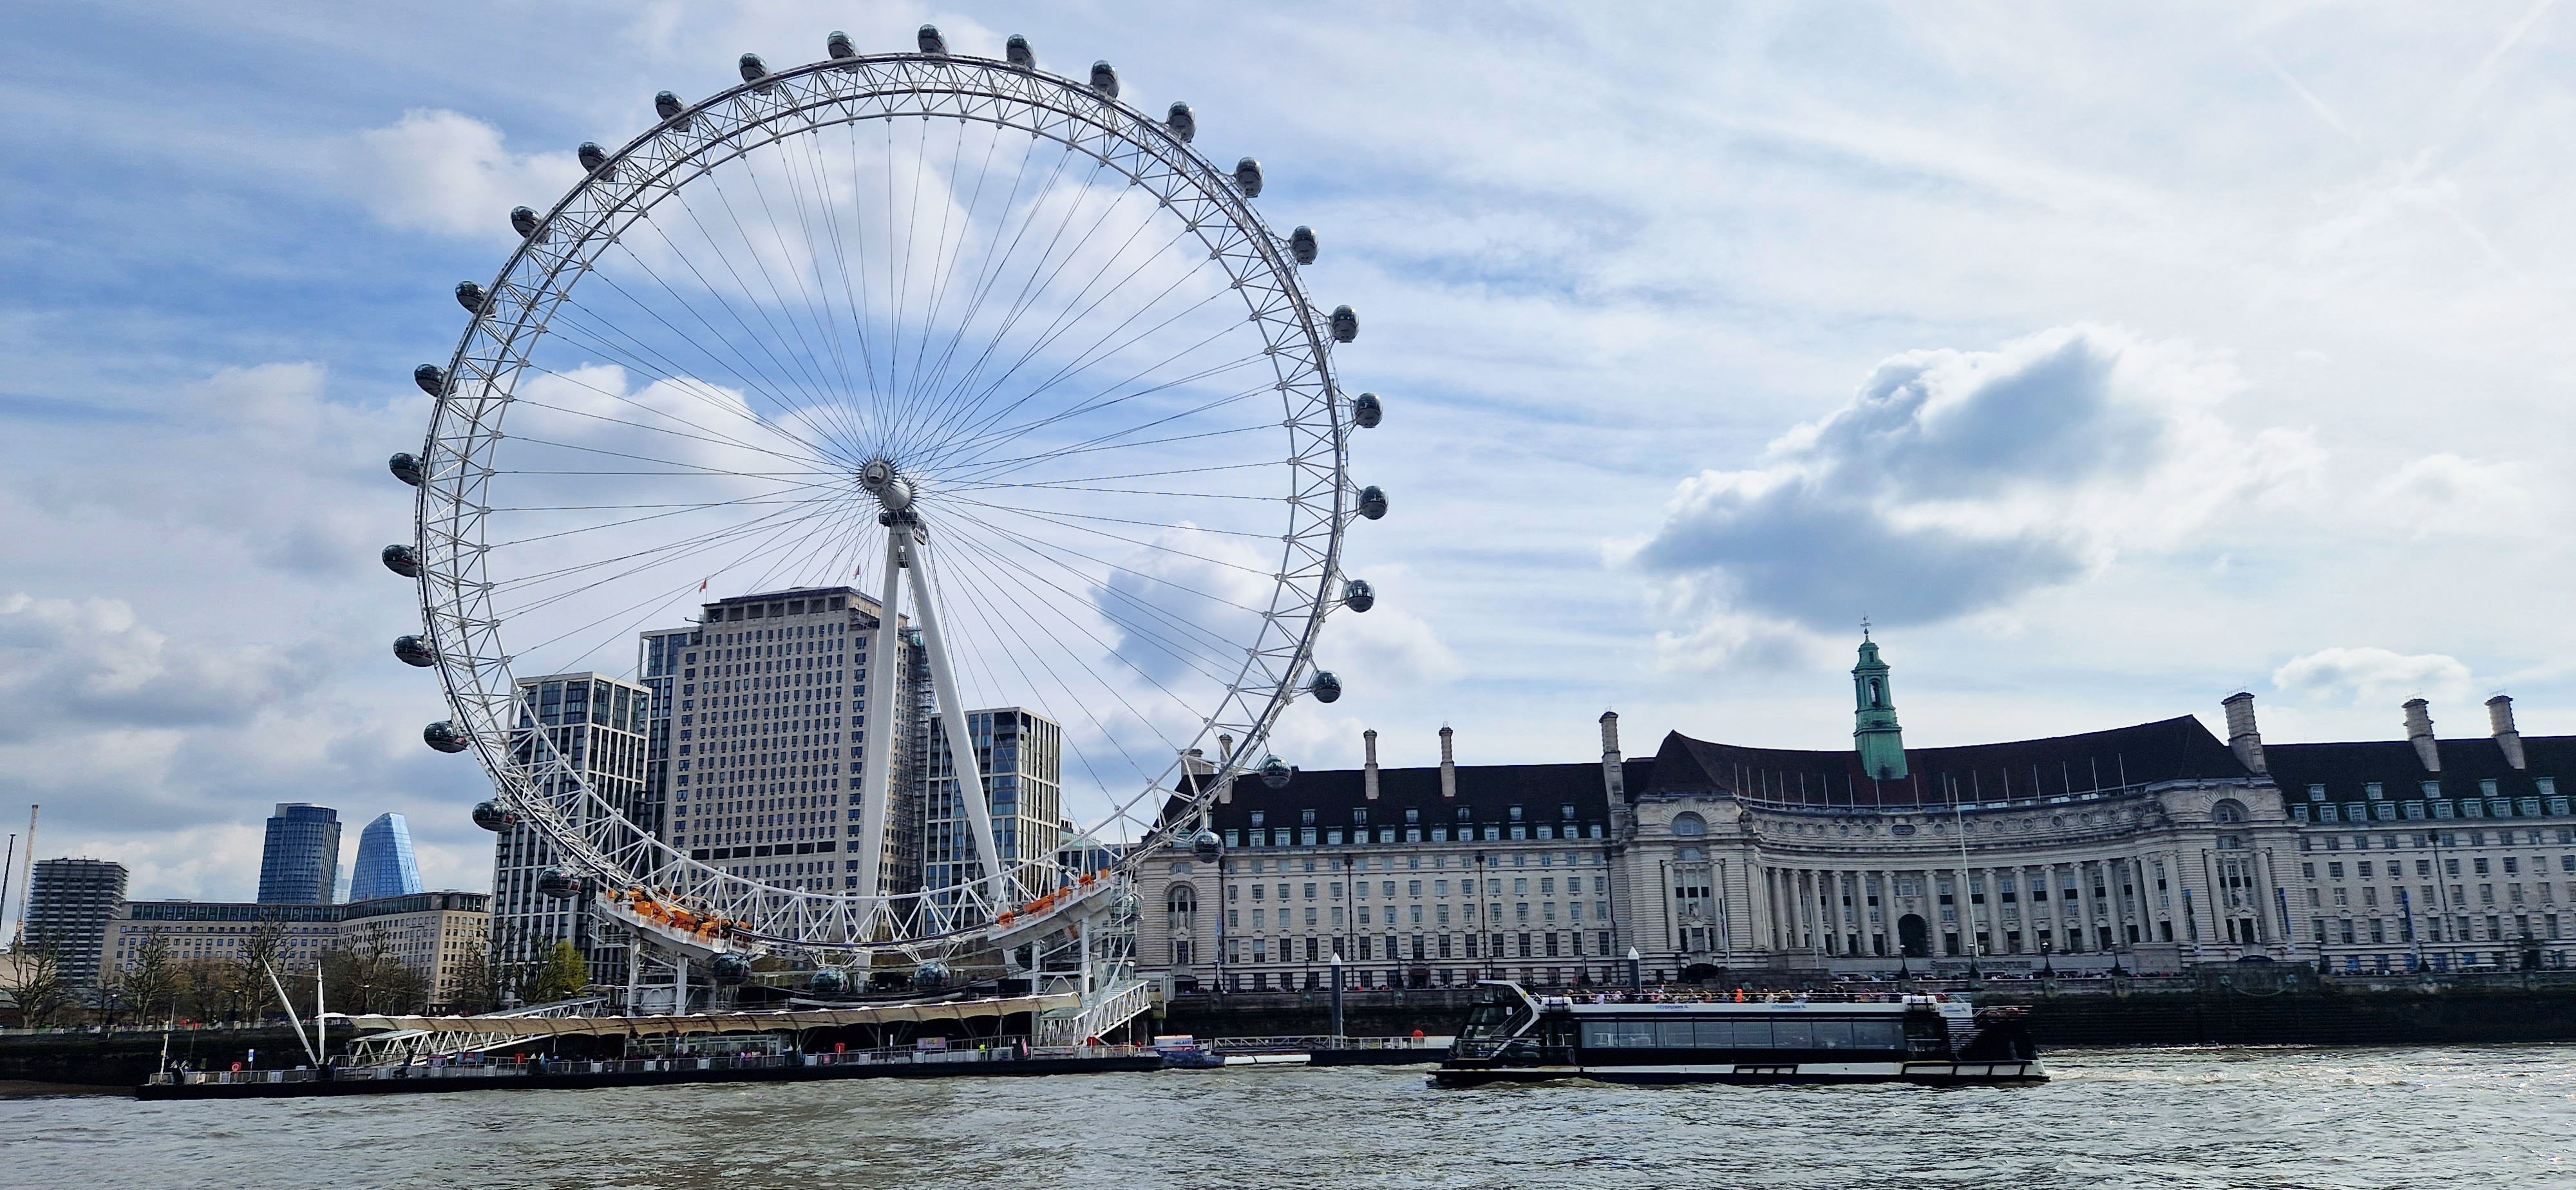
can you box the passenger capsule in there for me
[1090,61,1119,97]
[471,800,519,832]
[916,24,947,55]
[1005,34,1035,70]
[388,451,424,487]
[382,543,422,578]
[655,90,690,129]
[1164,102,1195,142]
[1258,756,1296,789]
[710,952,752,983]
[453,281,486,312]
[913,961,952,990]
[1352,392,1383,428]
[808,967,849,997]
[1341,578,1376,612]
[392,634,435,667]
[1330,305,1358,343]
[1289,225,1316,265]
[413,363,446,395]
[1308,670,1343,704]
[423,720,470,753]
[738,52,769,84]
[577,142,608,174]
[537,866,583,898]
[826,31,855,60]
[1191,829,1224,864]
[510,205,538,238]
[1356,485,1388,520]
[1234,157,1264,198]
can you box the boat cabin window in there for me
[1580,1017,1906,1050]
[1459,985,1535,1041]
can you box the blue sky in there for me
[6,0,2575,900]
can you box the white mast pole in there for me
[905,534,1008,914]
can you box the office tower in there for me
[113,891,491,1012]
[636,624,698,845]
[350,813,426,902]
[491,672,651,994]
[26,858,128,988]
[659,587,927,895]
[256,804,341,904]
[923,708,1065,904]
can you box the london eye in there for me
[381,26,1382,997]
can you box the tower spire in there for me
[1852,630,1908,780]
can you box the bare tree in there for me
[319,923,430,1015]
[114,936,181,1025]
[3,941,74,1028]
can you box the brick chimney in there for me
[2402,699,2440,773]
[1439,725,1456,799]
[2486,695,2527,770]
[2221,692,2267,775]
[1363,728,1381,799]
[1599,710,1625,799]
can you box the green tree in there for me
[527,941,591,1003]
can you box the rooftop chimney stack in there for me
[2486,695,2527,770]
[2402,699,2441,773]
[2221,692,2268,775]
[1599,710,1625,800]
[1216,732,1236,803]
[1363,728,1381,800]
[1439,725,1457,799]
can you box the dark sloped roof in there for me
[1160,758,1651,832]
[1642,716,2251,808]
[2262,735,2575,802]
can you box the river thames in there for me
[4,1044,2570,1189]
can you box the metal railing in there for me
[146,1040,1151,1086]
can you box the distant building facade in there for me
[492,671,650,992]
[25,858,128,988]
[256,804,341,905]
[109,891,490,1012]
[1140,639,2576,992]
[923,708,1066,904]
[349,813,424,902]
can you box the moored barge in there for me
[1432,981,2044,1088]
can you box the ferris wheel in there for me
[381,27,1383,967]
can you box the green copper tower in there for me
[1852,628,1908,780]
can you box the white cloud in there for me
[350,109,584,239]
[2369,452,2543,538]
[2273,647,2475,708]
[1620,325,2321,665]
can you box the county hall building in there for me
[1140,637,2576,992]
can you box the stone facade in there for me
[1138,642,2576,990]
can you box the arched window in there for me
[1671,812,1707,837]
[2212,798,2248,824]
[1869,678,1884,708]
[1166,883,1197,935]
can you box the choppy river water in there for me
[3,1044,2570,1189]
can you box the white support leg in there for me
[854,531,907,916]
[905,534,1009,914]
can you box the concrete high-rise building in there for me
[491,672,651,994]
[350,813,425,902]
[923,708,1065,904]
[257,804,341,905]
[636,624,698,845]
[658,587,927,895]
[26,858,128,988]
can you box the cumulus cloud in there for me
[0,594,307,744]
[1622,325,2319,663]
[350,109,583,239]
[2273,647,2474,708]
[2370,452,2543,539]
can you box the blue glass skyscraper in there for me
[256,803,342,904]
[349,812,424,902]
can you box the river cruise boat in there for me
[1432,981,2044,1088]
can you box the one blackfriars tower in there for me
[257,803,342,904]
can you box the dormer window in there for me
[2307,784,2325,801]
[1300,809,1316,826]
[1508,806,1524,822]
[1352,808,1368,824]
[2479,779,2499,797]
[1560,804,1577,820]
[1403,808,1419,824]
[2364,782,2382,799]
[1249,811,1265,827]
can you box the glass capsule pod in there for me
[509,206,538,238]
[1090,61,1119,97]
[392,634,435,666]
[538,867,583,898]
[827,30,855,59]
[413,364,445,395]
[1289,225,1317,265]
[471,800,518,832]
[1356,486,1387,520]
[913,961,952,990]
[808,967,849,997]
[1351,392,1382,428]
[1259,756,1295,789]
[382,543,422,578]
[1006,34,1035,70]
[1308,670,1342,704]
[1234,157,1264,198]
[916,24,947,54]
[388,452,424,486]
[1164,102,1195,142]
[710,953,753,984]
[423,720,469,753]
[1341,578,1374,612]
[453,281,485,312]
